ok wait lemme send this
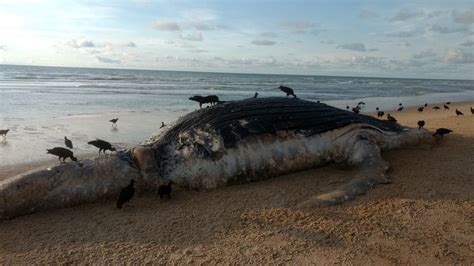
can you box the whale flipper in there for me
[298,133,391,207]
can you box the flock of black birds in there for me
[347,99,473,138]
[1,85,472,209]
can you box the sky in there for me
[0,0,473,79]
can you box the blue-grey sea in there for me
[1,64,473,121]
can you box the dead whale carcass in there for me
[0,97,431,219]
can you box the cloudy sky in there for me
[0,0,473,79]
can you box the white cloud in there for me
[180,32,203,41]
[389,9,424,22]
[428,10,449,18]
[64,39,95,48]
[122,41,136,47]
[251,40,276,46]
[443,49,474,64]
[460,40,474,47]
[0,45,5,51]
[386,30,419,38]
[428,24,469,34]
[452,9,474,25]
[338,43,366,52]
[349,55,383,65]
[152,20,181,31]
[412,49,436,59]
[96,56,121,64]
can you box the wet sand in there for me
[0,111,184,169]
[0,102,473,264]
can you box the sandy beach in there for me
[0,102,473,264]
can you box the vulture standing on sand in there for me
[455,109,464,116]
[443,104,450,110]
[116,179,135,209]
[64,136,73,149]
[109,118,119,127]
[0,129,9,138]
[158,182,174,200]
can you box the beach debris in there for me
[433,128,452,138]
[116,179,135,209]
[432,106,440,110]
[387,113,397,123]
[88,139,116,156]
[417,120,425,130]
[455,109,464,116]
[278,85,296,98]
[64,136,73,149]
[444,104,450,110]
[160,122,166,129]
[189,95,220,108]
[417,107,424,112]
[47,147,77,162]
[0,129,9,139]
[158,181,173,200]
[377,111,385,118]
[109,118,119,127]
[253,92,259,98]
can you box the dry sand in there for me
[0,102,473,264]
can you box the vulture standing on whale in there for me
[88,139,116,155]
[46,147,77,162]
[417,120,425,130]
[278,86,296,98]
[0,97,435,219]
[433,128,452,138]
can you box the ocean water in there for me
[1,64,473,121]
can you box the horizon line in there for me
[1,63,473,82]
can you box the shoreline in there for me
[0,101,473,264]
